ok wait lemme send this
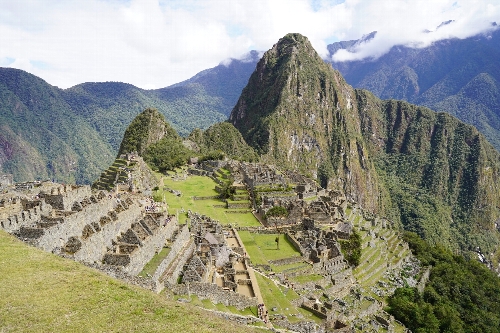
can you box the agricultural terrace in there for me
[154,169,260,227]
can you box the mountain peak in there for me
[117,108,179,157]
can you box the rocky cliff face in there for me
[230,33,500,253]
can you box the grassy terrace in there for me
[156,171,260,227]
[140,247,171,277]
[0,230,259,333]
[254,273,322,324]
[238,232,301,266]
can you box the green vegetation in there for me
[339,229,362,267]
[238,232,301,264]
[254,273,322,324]
[330,29,500,151]
[118,108,181,157]
[144,137,192,173]
[264,206,288,219]
[139,247,170,277]
[157,172,260,227]
[0,68,113,184]
[0,230,258,333]
[188,122,259,162]
[387,232,500,333]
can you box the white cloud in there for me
[0,0,498,89]
[331,0,500,62]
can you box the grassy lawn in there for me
[157,174,260,227]
[239,231,301,266]
[139,246,171,277]
[0,230,260,333]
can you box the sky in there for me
[1,0,499,90]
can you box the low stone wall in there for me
[171,282,258,310]
[227,202,251,209]
[286,232,306,255]
[193,195,220,200]
[269,256,304,266]
[206,310,261,326]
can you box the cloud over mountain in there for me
[1,0,499,88]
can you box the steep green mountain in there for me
[230,33,500,254]
[329,28,500,151]
[0,68,113,184]
[117,107,180,156]
[230,33,382,211]
[187,122,259,162]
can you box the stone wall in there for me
[164,240,195,286]
[35,197,117,252]
[41,185,92,211]
[72,200,143,263]
[152,224,192,290]
[286,232,306,255]
[122,215,175,276]
[171,282,258,310]
[1,201,52,233]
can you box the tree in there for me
[339,230,362,266]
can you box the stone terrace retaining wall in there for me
[73,200,143,263]
[153,224,192,290]
[35,198,117,252]
[164,240,195,286]
[123,214,174,276]
[171,282,258,310]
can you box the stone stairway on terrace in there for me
[92,158,130,191]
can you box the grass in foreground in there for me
[0,230,259,333]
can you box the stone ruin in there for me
[288,224,348,276]
[0,174,13,188]
[178,212,258,307]
[0,181,175,279]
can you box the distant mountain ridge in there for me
[328,27,500,150]
[0,53,258,183]
[3,28,500,186]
